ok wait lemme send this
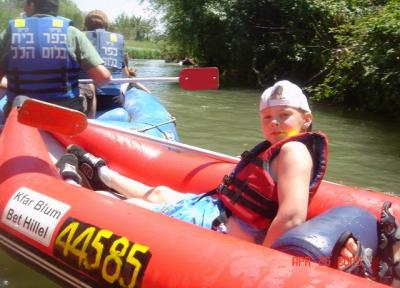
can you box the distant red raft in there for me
[0,108,395,287]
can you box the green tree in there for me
[311,0,400,115]
[0,0,23,27]
[150,0,399,116]
[111,14,157,40]
[59,0,84,29]
[150,0,353,84]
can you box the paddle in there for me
[79,67,219,90]
[17,98,87,136]
[17,99,239,163]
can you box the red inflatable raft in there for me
[0,106,397,288]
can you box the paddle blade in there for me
[18,99,87,136]
[179,67,219,90]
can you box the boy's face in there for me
[260,106,312,144]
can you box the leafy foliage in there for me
[0,0,23,27]
[150,0,399,116]
[311,0,400,114]
[149,0,352,82]
[59,0,84,29]
[111,14,157,40]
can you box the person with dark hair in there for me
[81,10,150,115]
[81,10,125,113]
[0,0,111,118]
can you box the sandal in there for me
[56,154,82,184]
[331,231,374,278]
[378,201,400,284]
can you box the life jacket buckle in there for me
[223,174,234,185]
[229,189,242,204]
[218,184,240,204]
[216,183,227,194]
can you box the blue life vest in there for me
[85,29,124,97]
[6,16,80,101]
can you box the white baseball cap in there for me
[259,80,311,112]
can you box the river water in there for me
[1,59,400,287]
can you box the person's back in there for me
[0,0,111,118]
[82,10,125,111]
[85,29,125,98]
[6,16,80,102]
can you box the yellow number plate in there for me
[54,218,151,288]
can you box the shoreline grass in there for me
[125,40,162,59]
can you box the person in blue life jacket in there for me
[57,80,329,247]
[0,0,111,119]
[81,10,150,116]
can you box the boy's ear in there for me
[302,113,313,130]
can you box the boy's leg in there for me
[68,144,186,204]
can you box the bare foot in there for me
[338,237,359,270]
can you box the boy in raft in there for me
[57,81,400,286]
[58,79,328,247]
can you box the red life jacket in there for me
[217,132,328,229]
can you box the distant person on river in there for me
[81,10,150,117]
[0,0,111,119]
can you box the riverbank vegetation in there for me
[125,39,162,59]
[149,0,400,116]
[1,0,399,115]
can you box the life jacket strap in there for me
[218,184,278,219]
[8,67,81,75]
[230,177,277,208]
[211,210,232,233]
[8,86,72,94]
[7,67,80,95]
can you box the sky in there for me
[70,0,157,21]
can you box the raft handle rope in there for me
[135,117,177,133]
